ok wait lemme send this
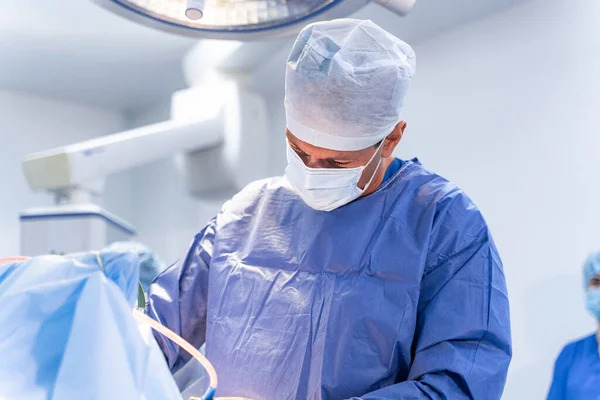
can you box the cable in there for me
[132,309,218,399]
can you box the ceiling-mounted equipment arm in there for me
[21,79,268,203]
[22,117,223,192]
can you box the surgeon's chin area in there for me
[588,275,600,289]
[286,121,406,196]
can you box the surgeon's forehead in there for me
[285,130,367,160]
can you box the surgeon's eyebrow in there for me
[289,142,308,156]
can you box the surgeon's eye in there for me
[328,160,352,168]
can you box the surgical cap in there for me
[285,18,416,151]
[584,251,600,287]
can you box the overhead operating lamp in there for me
[92,0,417,40]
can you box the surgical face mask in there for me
[284,141,384,212]
[586,288,600,320]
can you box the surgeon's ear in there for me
[382,121,406,158]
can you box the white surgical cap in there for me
[285,18,416,152]
[584,251,600,288]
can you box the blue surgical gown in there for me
[148,159,512,399]
[547,334,600,400]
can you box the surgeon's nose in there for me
[304,157,321,168]
[297,153,320,169]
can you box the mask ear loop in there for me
[358,139,386,192]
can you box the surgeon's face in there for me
[286,121,406,194]
[589,275,600,289]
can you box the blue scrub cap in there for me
[285,18,416,151]
[583,251,600,287]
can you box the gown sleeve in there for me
[146,217,217,372]
[352,192,512,399]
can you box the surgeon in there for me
[547,252,600,399]
[147,19,512,399]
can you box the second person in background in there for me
[547,252,600,400]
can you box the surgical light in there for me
[185,0,205,20]
[92,0,415,40]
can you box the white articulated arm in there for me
[22,116,223,191]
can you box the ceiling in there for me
[0,0,526,113]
